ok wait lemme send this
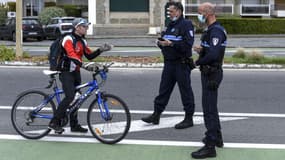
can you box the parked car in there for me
[0,17,45,41]
[44,17,75,39]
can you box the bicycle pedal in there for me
[54,129,65,134]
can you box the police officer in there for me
[141,2,195,129]
[191,2,227,159]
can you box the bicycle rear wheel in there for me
[87,93,131,144]
[11,90,56,139]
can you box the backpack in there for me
[49,34,77,71]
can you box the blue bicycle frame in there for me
[31,65,111,121]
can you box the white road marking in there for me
[1,134,285,149]
[25,116,247,136]
[4,106,285,118]
[4,105,285,149]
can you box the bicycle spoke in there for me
[88,94,130,144]
[11,90,55,139]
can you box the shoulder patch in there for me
[212,38,219,46]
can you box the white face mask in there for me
[172,16,178,21]
[197,14,206,23]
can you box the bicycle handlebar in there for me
[45,62,114,89]
[82,62,114,86]
[82,62,114,74]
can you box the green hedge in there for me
[218,18,285,34]
[59,5,86,17]
[7,2,16,11]
[189,16,285,34]
[0,6,7,25]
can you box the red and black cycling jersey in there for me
[61,33,101,71]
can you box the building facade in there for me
[89,0,285,35]
[3,0,285,35]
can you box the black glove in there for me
[83,63,99,72]
[99,43,113,52]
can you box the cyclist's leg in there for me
[69,71,88,132]
[69,71,81,127]
[50,71,75,131]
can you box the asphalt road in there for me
[0,66,285,145]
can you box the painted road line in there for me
[1,134,285,149]
[3,106,285,118]
[26,116,247,136]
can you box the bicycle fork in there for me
[97,92,111,121]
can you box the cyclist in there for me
[48,18,112,133]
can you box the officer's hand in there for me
[194,45,202,54]
[159,39,172,47]
[99,43,113,52]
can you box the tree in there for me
[38,7,66,25]
[0,4,8,24]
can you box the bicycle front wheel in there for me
[87,93,131,144]
[11,90,56,139]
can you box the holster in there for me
[200,65,221,90]
[182,57,196,70]
[200,65,220,75]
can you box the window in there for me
[110,0,149,12]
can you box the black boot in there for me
[141,111,161,124]
[202,131,224,148]
[191,144,216,159]
[71,124,88,133]
[49,118,64,134]
[174,113,193,129]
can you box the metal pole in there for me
[16,0,23,57]
[87,0,96,35]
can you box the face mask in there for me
[172,16,178,21]
[198,14,206,23]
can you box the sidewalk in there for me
[84,34,285,48]
[1,34,285,48]
[1,61,284,69]
[0,34,284,69]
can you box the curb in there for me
[1,61,284,69]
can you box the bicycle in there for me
[11,62,131,144]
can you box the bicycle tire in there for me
[11,90,56,139]
[87,93,131,144]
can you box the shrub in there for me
[44,2,56,7]
[38,7,66,25]
[218,18,285,34]
[7,2,16,11]
[0,45,15,61]
[246,50,265,64]
[0,5,7,24]
[188,16,285,34]
[232,48,247,59]
[60,5,82,17]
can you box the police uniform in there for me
[195,21,227,144]
[154,16,195,116]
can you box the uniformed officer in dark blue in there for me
[191,2,227,159]
[141,2,195,129]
